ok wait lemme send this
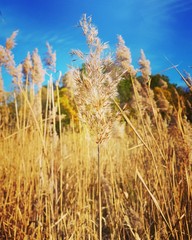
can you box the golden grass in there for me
[0,108,192,239]
[0,15,192,240]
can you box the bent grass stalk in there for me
[113,97,151,153]
[136,169,174,236]
[165,56,192,91]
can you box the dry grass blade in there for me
[165,56,192,91]
[124,215,142,240]
[51,213,68,228]
[113,97,151,153]
[136,169,173,235]
[17,84,46,152]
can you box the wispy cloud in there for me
[142,0,192,19]
[169,1,192,14]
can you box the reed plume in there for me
[0,31,18,130]
[44,42,56,72]
[5,30,18,50]
[139,49,151,85]
[116,35,137,77]
[70,15,120,144]
[31,49,45,87]
[69,14,121,239]
[22,52,32,80]
[0,31,17,76]
[12,64,23,86]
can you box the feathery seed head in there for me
[3,49,16,76]
[6,30,18,50]
[79,14,108,52]
[139,49,151,84]
[80,14,91,35]
[0,46,16,75]
[44,42,56,72]
[0,32,18,79]
[116,35,131,63]
[12,64,23,86]
[0,46,7,65]
[65,68,79,91]
[70,15,121,143]
[22,52,32,76]
[71,49,84,60]
[31,49,45,86]
[116,35,137,76]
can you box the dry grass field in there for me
[0,15,192,239]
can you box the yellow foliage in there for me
[57,87,78,121]
[154,87,172,103]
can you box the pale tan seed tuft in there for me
[116,35,137,77]
[31,49,45,87]
[70,15,121,143]
[5,30,18,50]
[44,42,56,72]
[139,49,151,85]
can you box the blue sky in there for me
[0,0,192,90]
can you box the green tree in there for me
[117,76,133,105]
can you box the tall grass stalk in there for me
[97,143,102,240]
[18,83,45,151]
[69,15,121,239]
[13,92,20,130]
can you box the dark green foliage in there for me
[117,77,133,105]
[150,74,170,89]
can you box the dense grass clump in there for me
[1,113,192,239]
